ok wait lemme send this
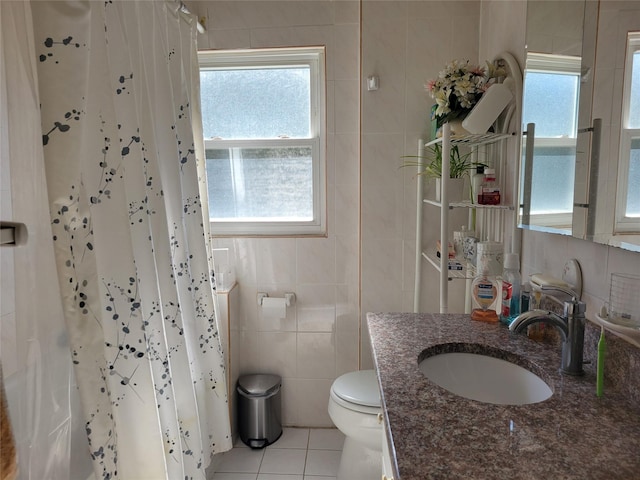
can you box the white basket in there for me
[608,273,640,328]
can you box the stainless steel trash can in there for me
[237,374,282,448]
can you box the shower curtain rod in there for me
[178,1,206,34]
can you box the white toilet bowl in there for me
[328,370,382,480]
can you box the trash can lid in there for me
[238,374,281,396]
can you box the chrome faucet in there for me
[509,299,587,376]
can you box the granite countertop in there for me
[367,312,640,480]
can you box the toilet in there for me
[328,369,382,480]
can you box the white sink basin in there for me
[419,352,552,405]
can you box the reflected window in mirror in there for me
[521,54,581,228]
[616,33,640,233]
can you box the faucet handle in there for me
[564,299,586,318]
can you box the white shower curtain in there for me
[30,1,232,479]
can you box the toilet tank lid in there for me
[238,374,281,396]
[332,370,380,407]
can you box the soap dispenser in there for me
[471,271,499,323]
[471,241,502,323]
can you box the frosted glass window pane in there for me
[200,67,310,139]
[626,138,640,217]
[523,72,579,137]
[629,52,640,128]
[529,146,576,214]
[198,47,326,235]
[206,147,313,220]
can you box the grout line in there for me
[303,445,310,477]
[256,445,266,476]
[303,428,311,477]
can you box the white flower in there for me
[434,90,451,116]
[425,59,503,125]
[453,78,475,97]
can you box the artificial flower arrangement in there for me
[426,59,506,129]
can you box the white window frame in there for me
[198,47,327,236]
[615,32,640,233]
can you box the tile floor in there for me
[213,427,345,480]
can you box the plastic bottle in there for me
[453,225,470,258]
[471,242,501,323]
[500,253,522,325]
[521,282,531,313]
[478,168,501,205]
[471,166,484,205]
[471,270,500,323]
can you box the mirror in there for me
[519,0,591,237]
[579,1,640,252]
[519,0,640,252]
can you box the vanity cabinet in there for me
[368,312,640,480]
[381,416,396,480]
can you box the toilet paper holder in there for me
[257,292,296,307]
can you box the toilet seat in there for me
[328,369,383,479]
[330,370,380,414]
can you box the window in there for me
[198,47,326,236]
[521,53,581,227]
[616,32,640,232]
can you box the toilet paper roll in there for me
[262,297,287,319]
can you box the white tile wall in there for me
[524,0,583,56]
[360,0,482,367]
[194,0,360,427]
[521,230,640,328]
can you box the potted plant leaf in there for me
[402,143,484,202]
